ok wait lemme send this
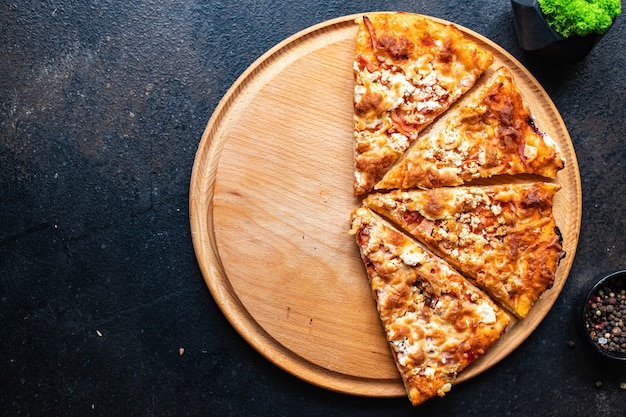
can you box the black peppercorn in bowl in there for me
[581,270,626,361]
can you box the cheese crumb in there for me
[476,302,497,324]
[400,248,424,266]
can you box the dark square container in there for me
[511,0,604,62]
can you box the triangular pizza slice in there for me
[375,66,565,190]
[353,12,494,195]
[364,182,565,318]
[350,207,510,406]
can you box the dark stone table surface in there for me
[1,1,625,416]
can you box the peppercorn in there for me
[584,285,626,358]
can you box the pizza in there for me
[352,12,494,195]
[350,207,511,406]
[346,12,566,407]
[375,66,565,190]
[363,182,565,319]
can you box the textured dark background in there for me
[1,1,625,416]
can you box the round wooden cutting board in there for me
[189,14,582,398]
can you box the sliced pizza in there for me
[350,207,511,406]
[353,12,494,195]
[364,182,565,318]
[375,66,565,190]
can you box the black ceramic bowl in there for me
[581,271,626,361]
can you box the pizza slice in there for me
[350,207,510,406]
[364,182,565,318]
[375,66,565,190]
[353,12,494,195]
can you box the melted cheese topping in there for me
[350,207,510,406]
[376,67,565,191]
[364,182,563,319]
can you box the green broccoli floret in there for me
[537,0,622,38]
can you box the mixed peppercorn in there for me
[584,282,626,358]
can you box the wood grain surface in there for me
[189,14,582,397]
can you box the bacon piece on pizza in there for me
[350,207,510,406]
[364,182,564,318]
[375,66,565,190]
[352,12,494,195]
